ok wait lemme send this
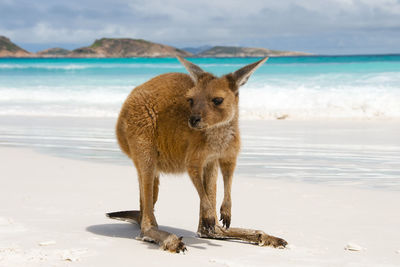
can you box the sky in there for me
[1,0,400,55]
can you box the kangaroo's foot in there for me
[198,224,287,248]
[107,210,187,253]
[140,227,187,253]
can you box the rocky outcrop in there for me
[68,38,192,58]
[0,36,33,57]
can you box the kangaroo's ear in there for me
[177,56,205,83]
[232,57,268,88]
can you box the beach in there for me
[2,0,400,264]
[1,118,400,267]
[1,56,400,266]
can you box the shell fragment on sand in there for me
[344,242,364,251]
[61,253,79,262]
[39,241,56,246]
[60,248,88,262]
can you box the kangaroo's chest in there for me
[205,127,234,153]
[156,123,238,173]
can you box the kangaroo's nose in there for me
[189,115,201,127]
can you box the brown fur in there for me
[113,57,287,252]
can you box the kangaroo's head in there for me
[178,56,268,130]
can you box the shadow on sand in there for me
[86,222,222,250]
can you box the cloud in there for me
[1,0,399,54]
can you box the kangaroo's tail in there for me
[106,210,140,225]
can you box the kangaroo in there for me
[107,57,288,253]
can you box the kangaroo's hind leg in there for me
[106,174,158,230]
[197,160,219,234]
[106,173,157,224]
[188,162,216,233]
[129,142,186,253]
[198,158,288,248]
[153,175,160,207]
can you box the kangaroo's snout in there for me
[189,115,202,128]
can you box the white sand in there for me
[1,146,400,267]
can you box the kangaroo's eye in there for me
[187,98,193,106]
[212,97,224,106]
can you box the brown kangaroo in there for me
[107,57,288,253]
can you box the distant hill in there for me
[181,45,213,55]
[0,36,312,58]
[36,48,71,57]
[0,36,32,57]
[68,38,192,58]
[197,46,311,57]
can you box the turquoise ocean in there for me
[1,55,400,119]
[0,55,400,190]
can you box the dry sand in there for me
[1,146,400,267]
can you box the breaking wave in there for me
[0,82,399,119]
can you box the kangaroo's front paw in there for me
[220,199,231,229]
[161,235,187,253]
[219,208,231,229]
[219,213,231,229]
[256,231,288,248]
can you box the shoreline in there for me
[1,116,399,191]
[2,114,400,120]
[2,53,400,59]
[0,147,399,266]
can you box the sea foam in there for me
[240,83,400,119]
[0,82,399,119]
